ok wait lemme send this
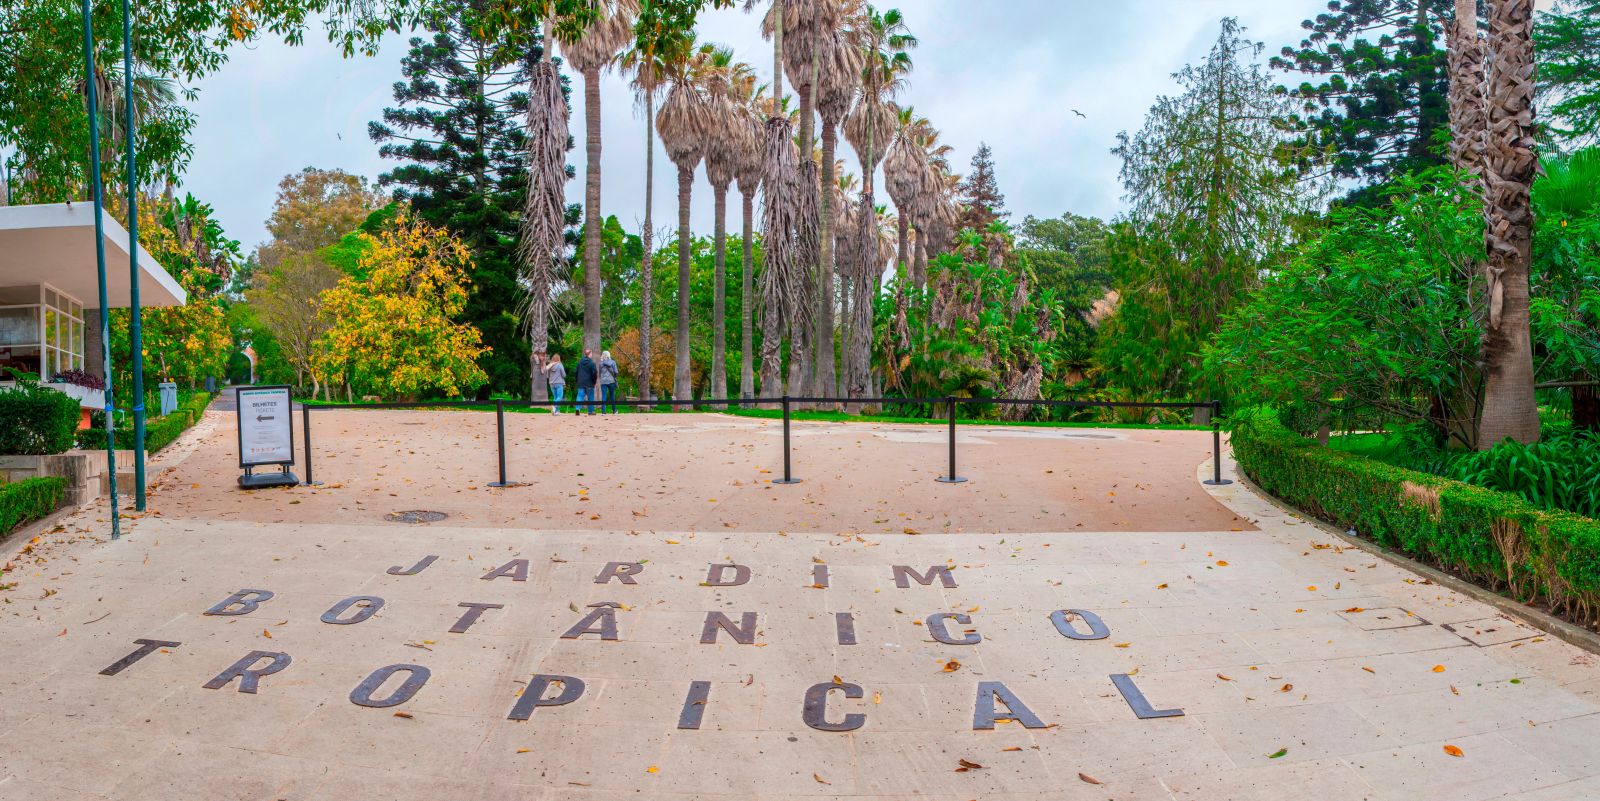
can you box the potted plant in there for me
[45,369,104,428]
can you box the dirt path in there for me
[144,409,1253,534]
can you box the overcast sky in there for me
[174,1,1536,255]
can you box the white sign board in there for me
[236,386,295,467]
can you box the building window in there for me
[0,283,85,379]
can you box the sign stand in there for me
[235,386,299,489]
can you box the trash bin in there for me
[205,375,216,393]
[158,382,178,417]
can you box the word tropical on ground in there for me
[95,556,1188,731]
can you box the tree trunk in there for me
[673,165,695,403]
[759,274,784,404]
[1476,0,1540,448]
[896,213,909,285]
[530,352,548,403]
[740,190,755,399]
[712,183,729,400]
[914,229,927,289]
[640,78,656,402]
[582,64,604,356]
[1449,0,1486,185]
[815,120,839,399]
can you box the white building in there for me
[0,202,185,385]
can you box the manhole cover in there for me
[384,510,448,524]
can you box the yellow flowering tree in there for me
[108,195,233,391]
[313,211,489,400]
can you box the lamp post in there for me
[81,0,121,539]
[120,0,147,510]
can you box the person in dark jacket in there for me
[574,350,599,415]
[598,350,620,414]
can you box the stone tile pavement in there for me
[0,442,1597,800]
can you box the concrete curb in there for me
[1228,466,1600,659]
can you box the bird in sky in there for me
[1072,109,1086,119]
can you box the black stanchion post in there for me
[1204,400,1233,486]
[937,396,967,484]
[300,403,319,486]
[490,399,511,487]
[775,395,802,485]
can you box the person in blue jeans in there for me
[598,350,620,414]
[545,353,566,414]
[574,350,599,415]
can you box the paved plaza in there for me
[2,409,1599,800]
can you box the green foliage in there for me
[1207,169,1486,446]
[1445,432,1600,519]
[1535,0,1600,146]
[1100,18,1324,404]
[876,231,1074,420]
[0,477,68,536]
[1530,149,1600,391]
[1233,408,1600,627]
[0,379,81,455]
[1015,212,1110,370]
[370,6,549,396]
[1270,0,1451,195]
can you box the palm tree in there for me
[701,50,757,400]
[884,106,929,286]
[657,41,714,402]
[1448,0,1485,185]
[621,34,681,401]
[760,114,806,401]
[555,0,639,358]
[841,3,915,400]
[517,58,572,403]
[1476,0,1540,446]
[809,9,863,398]
[733,75,767,399]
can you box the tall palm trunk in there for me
[895,213,909,284]
[581,64,604,355]
[639,84,656,401]
[1476,0,1539,447]
[914,228,927,290]
[711,184,729,399]
[849,147,876,400]
[816,121,839,398]
[674,165,695,402]
[740,189,756,398]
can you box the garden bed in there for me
[1232,408,1600,631]
[76,391,215,454]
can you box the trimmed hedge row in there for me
[76,391,214,454]
[0,383,81,455]
[1232,408,1600,629]
[1,477,68,536]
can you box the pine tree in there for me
[1536,0,1600,146]
[368,5,576,397]
[956,142,1007,233]
[1272,0,1453,201]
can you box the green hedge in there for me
[0,384,81,455]
[76,391,213,454]
[1233,408,1600,628]
[1,477,68,535]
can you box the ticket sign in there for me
[236,386,295,467]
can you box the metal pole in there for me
[936,396,967,484]
[120,0,147,511]
[300,403,317,486]
[490,399,511,487]
[774,394,801,485]
[1204,400,1233,486]
[82,3,121,540]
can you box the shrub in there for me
[1233,408,1600,628]
[48,369,105,391]
[0,476,68,535]
[0,381,82,455]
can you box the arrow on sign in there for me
[256,415,276,422]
